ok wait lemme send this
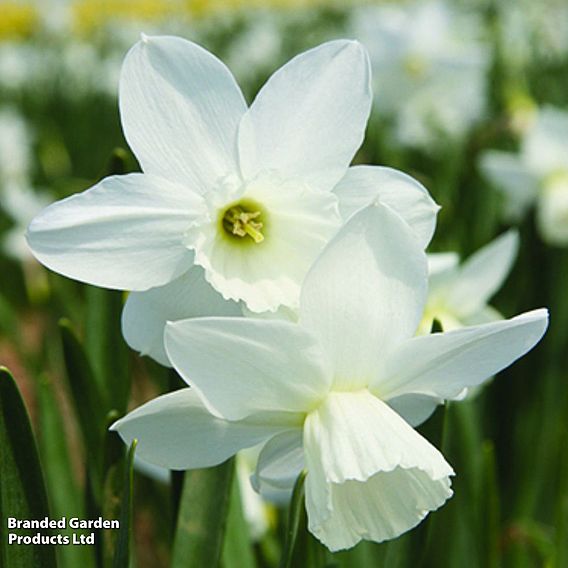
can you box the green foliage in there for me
[59,318,108,493]
[112,440,137,568]
[171,460,235,568]
[222,470,256,568]
[0,367,57,568]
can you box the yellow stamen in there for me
[222,206,265,243]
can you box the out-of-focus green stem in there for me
[279,470,307,568]
[171,459,235,568]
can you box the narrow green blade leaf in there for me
[58,318,108,491]
[171,459,235,568]
[112,440,137,568]
[0,367,57,568]
[280,471,307,568]
[37,375,96,568]
[222,467,256,568]
[85,287,130,414]
[555,429,568,568]
[102,413,129,568]
[480,441,500,568]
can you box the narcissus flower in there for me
[350,0,489,148]
[123,165,438,365]
[112,202,548,551]
[26,34,438,319]
[420,230,519,334]
[480,106,568,246]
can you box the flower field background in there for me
[0,1,567,567]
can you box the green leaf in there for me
[171,459,235,568]
[480,441,500,568]
[112,440,137,568]
[334,541,384,568]
[85,287,130,414]
[37,375,96,568]
[102,413,129,568]
[280,471,307,568]
[0,367,57,568]
[222,467,256,568]
[58,318,108,492]
[554,429,568,568]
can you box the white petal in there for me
[251,429,304,502]
[299,203,428,391]
[444,230,519,317]
[304,391,452,484]
[537,177,568,246]
[523,106,568,177]
[111,388,294,470]
[427,252,460,276]
[333,166,439,248]
[238,40,372,192]
[26,173,203,290]
[120,35,246,188]
[376,309,549,400]
[387,394,442,427]
[303,390,453,551]
[424,254,461,318]
[122,266,242,366]
[164,317,332,421]
[306,465,453,551]
[479,151,538,220]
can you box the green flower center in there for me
[219,199,267,245]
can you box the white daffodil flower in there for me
[122,164,438,365]
[481,106,568,246]
[420,230,519,334]
[25,34,438,360]
[350,0,489,148]
[497,0,568,66]
[112,202,548,551]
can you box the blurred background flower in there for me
[350,0,489,149]
[480,106,568,245]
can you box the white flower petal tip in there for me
[111,389,285,470]
[538,175,568,246]
[120,35,246,190]
[140,32,150,44]
[436,229,521,319]
[238,38,372,192]
[377,308,549,401]
[333,166,440,248]
[26,174,201,291]
[303,391,453,551]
